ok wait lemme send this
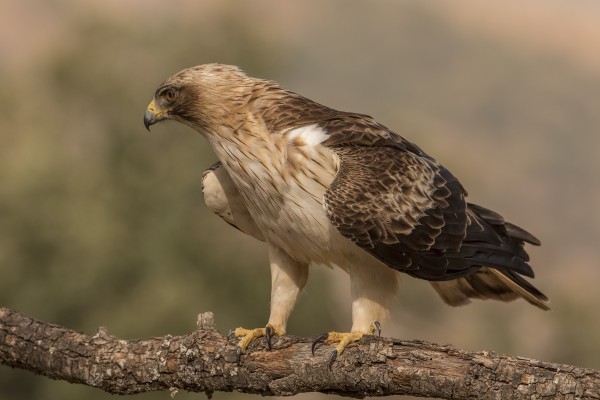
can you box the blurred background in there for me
[1,0,599,399]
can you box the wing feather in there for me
[318,115,541,289]
[324,142,469,279]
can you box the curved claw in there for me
[227,329,236,339]
[312,333,328,356]
[328,349,338,370]
[235,346,242,366]
[374,321,382,337]
[265,325,273,351]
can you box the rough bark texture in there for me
[1,307,598,399]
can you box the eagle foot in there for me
[229,324,284,365]
[311,321,381,369]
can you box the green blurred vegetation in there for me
[1,1,599,399]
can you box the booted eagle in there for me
[144,64,548,362]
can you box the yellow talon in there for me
[326,331,366,355]
[312,321,382,368]
[234,327,267,352]
[232,324,285,353]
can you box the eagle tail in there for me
[431,203,549,310]
[430,268,549,310]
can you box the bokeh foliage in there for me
[1,1,599,399]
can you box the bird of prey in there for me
[144,64,548,363]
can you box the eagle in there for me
[144,64,548,363]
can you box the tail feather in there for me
[431,203,549,310]
[490,269,549,310]
[430,268,549,310]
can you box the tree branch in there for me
[1,307,598,399]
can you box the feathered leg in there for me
[232,245,308,358]
[313,260,399,366]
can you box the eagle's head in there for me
[144,63,255,133]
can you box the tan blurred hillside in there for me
[1,1,599,400]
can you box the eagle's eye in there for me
[164,88,176,102]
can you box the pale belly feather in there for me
[207,127,351,266]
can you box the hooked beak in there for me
[144,100,168,131]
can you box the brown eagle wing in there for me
[321,116,470,280]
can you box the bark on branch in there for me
[1,307,598,399]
